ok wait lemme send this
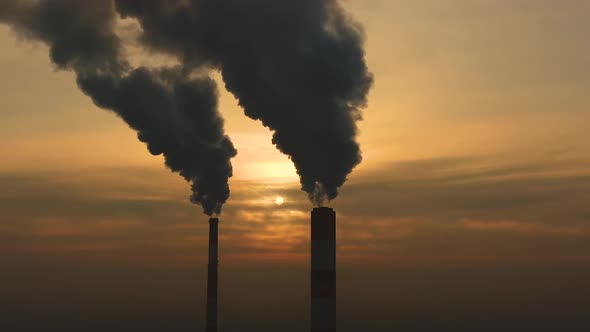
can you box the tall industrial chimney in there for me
[206,217,219,332]
[311,207,336,332]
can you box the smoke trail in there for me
[0,0,237,215]
[115,0,373,205]
[77,68,237,215]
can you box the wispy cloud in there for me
[1,151,589,264]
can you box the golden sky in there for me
[3,1,590,328]
[1,0,589,267]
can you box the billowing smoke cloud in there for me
[0,0,237,215]
[1,0,372,208]
[114,0,373,205]
[77,69,237,215]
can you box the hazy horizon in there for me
[1,1,589,331]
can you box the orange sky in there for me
[1,0,589,267]
[3,2,590,329]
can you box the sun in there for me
[275,196,285,205]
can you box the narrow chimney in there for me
[206,217,219,332]
[311,207,336,332]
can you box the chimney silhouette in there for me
[206,217,219,332]
[311,207,336,332]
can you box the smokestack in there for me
[206,217,219,332]
[311,207,336,332]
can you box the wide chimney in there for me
[206,217,219,332]
[311,207,336,332]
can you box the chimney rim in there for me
[312,207,335,212]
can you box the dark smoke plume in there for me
[1,0,372,207]
[0,0,237,215]
[114,0,374,205]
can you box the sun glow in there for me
[275,196,285,205]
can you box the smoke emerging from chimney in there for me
[1,0,372,208]
[0,0,236,215]
[114,0,373,205]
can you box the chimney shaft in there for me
[208,217,219,267]
[206,217,219,332]
[311,207,336,332]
